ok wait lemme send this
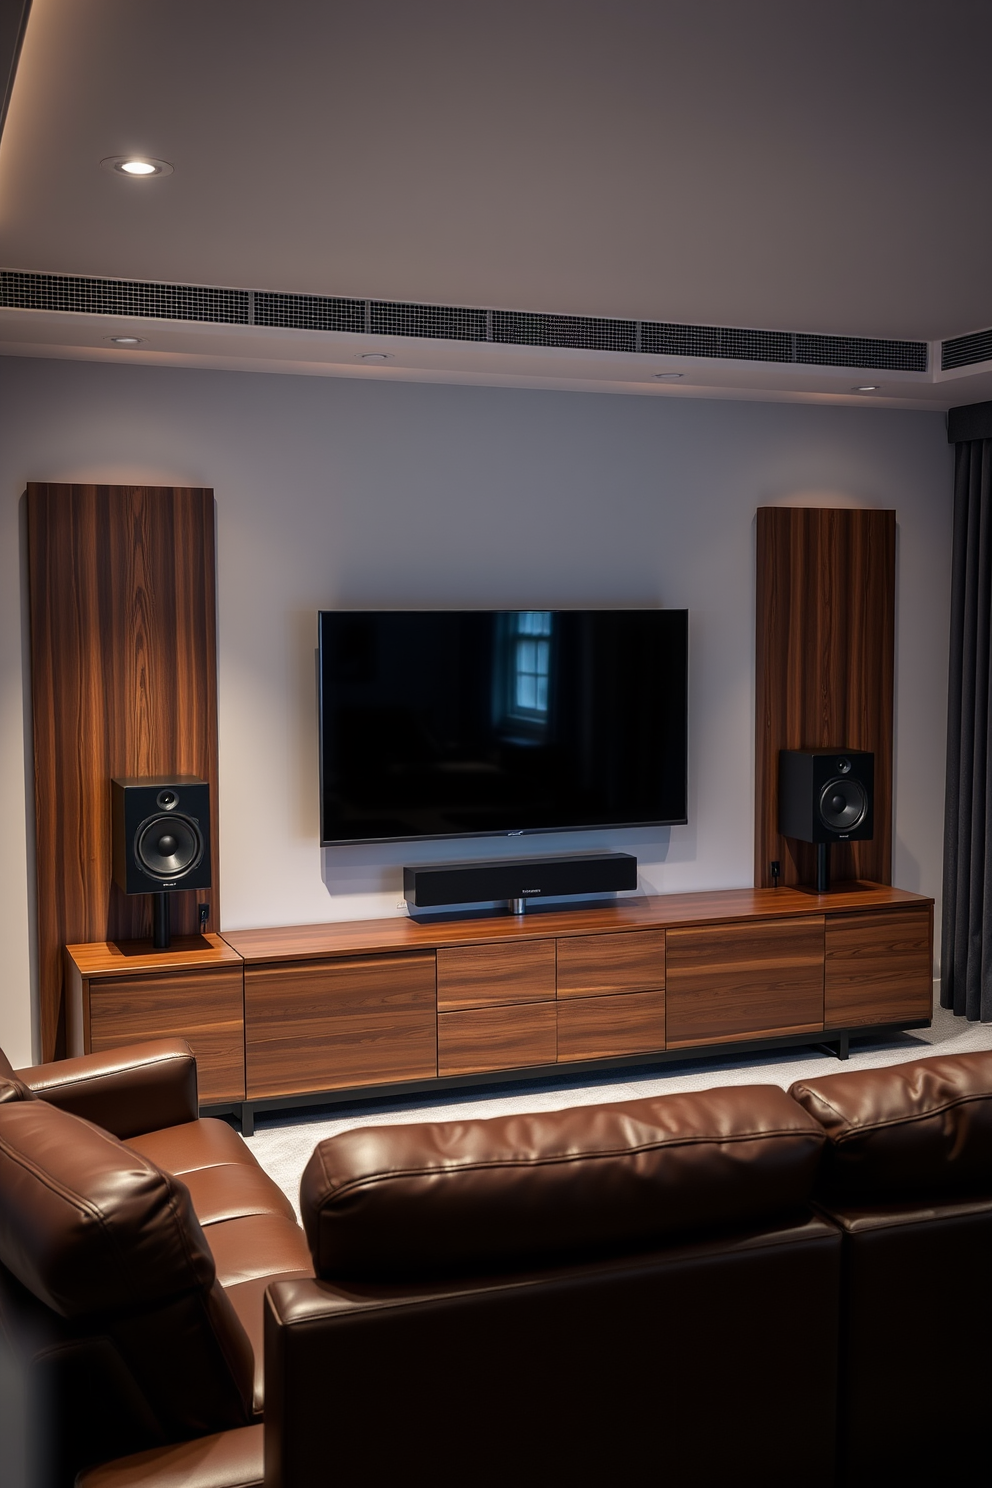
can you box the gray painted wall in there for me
[0,356,953,1062]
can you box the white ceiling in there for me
[2,0,992,408]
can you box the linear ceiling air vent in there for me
[492,311,636,353]
[254,291,364,334]
[942,328,992,371]
[370,300,487,340]
[641,323,792,361]
[0,269,250,323]
[0,267,929,373]
[796,334,926,372]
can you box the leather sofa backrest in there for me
[0,1096,256,1476]
[0,1099,217,1316]
[790,1049,992,1200]
[301,1083,826,1280]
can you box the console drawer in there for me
[437,939,556,1010]
[556,929,666,998]
[557,989,666,1062]
[438,1002,557,1076]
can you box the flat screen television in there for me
[318,609,688,846]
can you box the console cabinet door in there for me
[87,968,246,1103]
[665,917,824,1048]
[824,908,932,1028]
[245,952,436,1098]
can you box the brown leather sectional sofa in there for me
[1,1038,990,1487]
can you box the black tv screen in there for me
[318,609,688,845]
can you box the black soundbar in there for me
[403,852,638,912]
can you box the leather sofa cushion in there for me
[127,1115,312,1414]
[206,1212,313,1289]
[129,1119,298,1228]
[0,1097,216,1316]
[75,1424,265,1488]
[226,1270,312,1415]
[790,1050,992,1199]
[128,1115,270,1178]
[301,1084,825,1280]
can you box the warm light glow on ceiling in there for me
[100,156,174,178]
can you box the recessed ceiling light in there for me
[100,156,174,178]
[654,372,683,381]
[105,335,145,346]
[853,384,880,392]
[358,352,393,362]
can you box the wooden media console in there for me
[66,883,932,1133]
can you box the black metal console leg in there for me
[837,1032,849,1060]
[240,1104,255,1137]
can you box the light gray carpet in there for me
[244,992,992,1220]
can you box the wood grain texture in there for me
[437,1001,557,1076]
[87,967,244,1102]
[755,507,895,890]
[436,939,556,1010]
[666,916,824,1048]
[65,933,241,979]
[557,990,666,1062]
[824,908,933,1028]
[556,929,666,998]
[222,885,929,964]
[27,484,219,1059]
[244,953,437,1098]
[64,934,242,1066]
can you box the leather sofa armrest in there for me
[74,1425,264,1487]
[17,1040,199,1138]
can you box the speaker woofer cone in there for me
[135,814,203,880]
[818,777,868,832]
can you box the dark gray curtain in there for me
[942,438,992,1020]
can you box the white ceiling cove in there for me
[2,0,992,408]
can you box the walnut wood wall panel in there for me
[27,483,219,1059]
[754,506,895,890]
